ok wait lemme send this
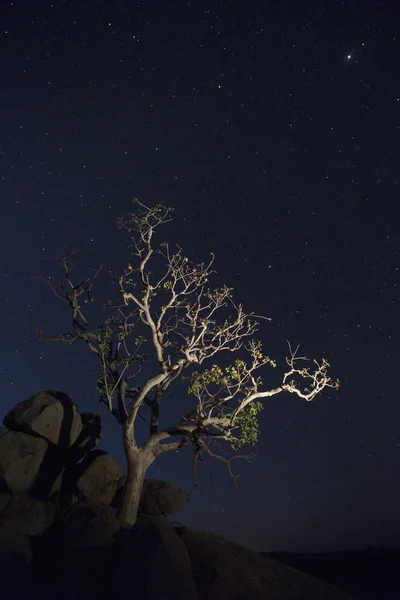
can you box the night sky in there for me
[1,0,399,553]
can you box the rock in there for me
[51,470,64,495]
[0,521,32,598]
[70,412,102,459]
[33,501,120,600]
[0,491,12,514]
[140,479,188,515]
[0,495,55,536]
[174,527,353,600]
[43,500,120,554]
[0,427,48,494]
[47,413,102,506]
[49,465,76,507]
[0,523,32,572]
[3,390,83,447]
[76,450,125,505]
[76,502,120,548]
[110,515,198,600]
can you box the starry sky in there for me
[1,0,399,553]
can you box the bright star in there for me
[347,54,352,60]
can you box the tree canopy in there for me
[35,199,339,525]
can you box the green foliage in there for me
[134,335,147,346]
[96,371,107,395]
[184,360,248,395]
[183,359,267,451]
[230,401,264,450]
[184,353,276,396]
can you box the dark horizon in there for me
[1,0,399,553]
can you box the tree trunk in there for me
[118,447,152,529]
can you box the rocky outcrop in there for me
[0,521,32,563]
[76,450,125,505]
[0,391,106,507]
[0,427,48,494]
[3,390,83,447]
[141,479,188,515]
[0,491,11,513]
[0,520,32,599]
[73,411,102,458]
[0,495,55,536]
[0,391,354,600]
[173,527,354,600]
[0,391,187,516]
[110,515,198,599]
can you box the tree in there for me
[34,199,339,528]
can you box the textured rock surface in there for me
[3,390,83,447]
[0,427,48,494]
[76,450,125,505]
[0,491,12,514]
[140,479,188,515]
[60,501,120,548]
[0,521,32,562]
[0,495,55,536]
[0,521,32,599]
[71,412,102,458]
[110,515,198,600]
[174,527,354,600]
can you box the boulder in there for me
[50,467,81,508]
[110,515,198,600]
[0,521,32,565]
[0,427,48,494]
[73,501,120,548]
[174,527,353,600]
[3,390,83,447]
[76,450,125,505]
[33,501,121,600]
[47,501,120,551]
[50,470,64,496]
[0,491,12,514]
[0,523,32,598]
[47,413,102,506]
[70,412,102,459]
[0,520,33,596]
[0,495,55,536]
[140,479,188,515]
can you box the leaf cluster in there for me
[185,360,248,395]
[229,401,264,450]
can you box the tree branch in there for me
[198,438,254,490]
[35,199,339,525]
[34,322,78,344]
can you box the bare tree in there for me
[34,199,339,528]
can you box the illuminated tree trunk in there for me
[118,430,154,529]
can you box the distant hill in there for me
[263,548,400,600]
